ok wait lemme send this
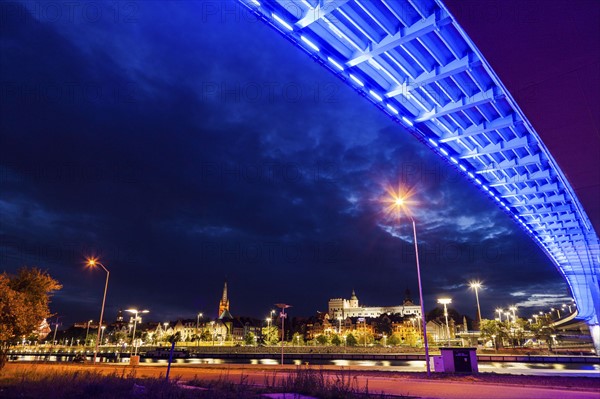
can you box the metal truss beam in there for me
[500,182,558,197]
[347,10,452,67]
[439,114,516,143]
[522,193,567,206]
[476,153,540,173]
[488,169,551,187]
[295,0,351,28]
[516,203,574,216]
[460,135,531,159]
[386,54,480,98]
[416,88,502,122]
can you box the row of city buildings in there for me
[52,283,462,347]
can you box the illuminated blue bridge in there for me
[238,0,600,350]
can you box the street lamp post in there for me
[85,319,93,347]
[275,303,291,366]
[196,312,203,346]
[162,322,169,342]
[210,321,215,346]
[52,316,61,345]
[438,298,452,346]
[388,194,431,377]
[509,306,517,322]
[86,257,110,364]
[496,308,503,322]
[469,281,482,327]
[266,317,272,344]
[126,308,149,356]
[100,326,106,345]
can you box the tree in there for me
[169,332,182,343]
[200,330,212,341]
[345,333,357,347]
[292,332,304,346]
[530,315,556,350]
[244,332,256,346]
[0,267,61,369]
[373,317,392,336]
[262,326,279,345]
[387,334,401,346]
[331,334,342,346]
[507,318,528,347]
[479,319,509,348]
[358,332,374,346]
[113,330,129,345]
[316,334,329,345]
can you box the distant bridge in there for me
[237,0,600,352]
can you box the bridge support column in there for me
[590,324,600,355]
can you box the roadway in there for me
[3,362,599,399]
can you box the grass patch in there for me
[276,366,388,398]
[188,366,404,398]
[0,367,249,399]
[0,365,408,398]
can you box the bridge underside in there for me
[238,0,600,351]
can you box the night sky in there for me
[1,0,598,327]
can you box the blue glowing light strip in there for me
[237,0,599,324]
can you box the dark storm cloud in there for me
[0,1,584,325]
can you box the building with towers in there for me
[328,289,421,319]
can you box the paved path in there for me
[3,362,599,399]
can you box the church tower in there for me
[218,280,230,317]
[349,289,359,308]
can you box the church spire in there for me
[218,280,230,317]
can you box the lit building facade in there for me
[328,290,421,319]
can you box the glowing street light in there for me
[337,316,344,334]
[469,281,482,326]
[265,317,272,344]
[86,257,110,363]
[275,303,291,366]
[210,321,215,346]
[85,319,93,347]
[52,316,61,345]
[385,187,430,376]
[162,322,169,340]
[438,298,452,346]
[126,308,149,356]
[100,326,106,345]
[496,308,503,322]
[196,312,203,346]
[509,306,517,322]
